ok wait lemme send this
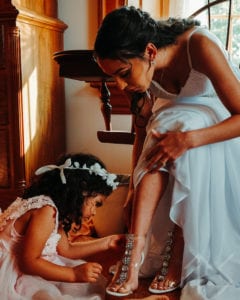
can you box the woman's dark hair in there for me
[94,6,200,60]
[22,153,115,232]
[94,6,200,120]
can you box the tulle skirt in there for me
[0,248,106,300]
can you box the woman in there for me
[94,5,240,300]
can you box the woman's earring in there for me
[151,60,155,65]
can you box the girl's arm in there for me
[57,227,123,259]
[146,32,240,169]
[17,206,102,283]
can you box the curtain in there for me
[98,0,126,26]
[127,0,202,19]
[169,0,206,18]
[159,0,170,18]
[98,0,207,28]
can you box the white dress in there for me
[134,28,240,300]
[0,195,106,300]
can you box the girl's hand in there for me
[106,234,125,250]
[73,262,103,282]
[146,129,191,170]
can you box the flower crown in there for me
[35,158,119,189]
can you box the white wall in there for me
[58,0,132,174]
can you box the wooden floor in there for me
[87,248,181,300]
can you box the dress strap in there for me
[186,27,205,69]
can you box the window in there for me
[190,0,240,66]
[126,0,240,66]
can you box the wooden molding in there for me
[16,7,67,31]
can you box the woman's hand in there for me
[146,129,192,170]
[73,262,103,282]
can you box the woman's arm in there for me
[190,32,240,144]
[146,32,240,169]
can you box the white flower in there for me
[89,163,108,178]
[73,162,80,168]
[106,173,118,189]
[35,158,119,188]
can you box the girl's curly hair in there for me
[22,153,115,232]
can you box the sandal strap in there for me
[156,230,174,282]
[115,234,144,284]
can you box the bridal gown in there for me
[0,195,106,300]
[134,28,240,299]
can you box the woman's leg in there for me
[107,171,169,295]
[131,171,169,234]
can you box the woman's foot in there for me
[149,225,183,294]
[106,234,145,296]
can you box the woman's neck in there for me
[153,37,190,94]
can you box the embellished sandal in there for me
[106,234,145,297]
[148,230,180,294]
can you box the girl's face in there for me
[82,194,106,220]
[97,56,155,93]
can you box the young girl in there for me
[0,153,121,300]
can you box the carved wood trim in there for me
[0,1,26,204]
[6,25,26,191]
[90,82,131,115]
[16,8,68,31]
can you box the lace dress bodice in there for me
[0,195,61,258]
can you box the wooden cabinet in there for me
[0,0,67,209]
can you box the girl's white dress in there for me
[0,195,106,300]
[134,28,240,300]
